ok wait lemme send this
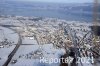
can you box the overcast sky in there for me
[9,0,93,3]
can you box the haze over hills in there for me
[5,0,93,3]
[0,0,94,22]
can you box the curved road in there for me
[1,26,22,66]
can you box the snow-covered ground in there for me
[0,18,23,26]
[0,26,19,66]
[22,37,37,44]
[0,46,15,66]
[0,16,99,66]
[8,44,65,66]
[0,26,19,43]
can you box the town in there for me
[0,15,100,66]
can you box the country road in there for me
[0,26,22,66]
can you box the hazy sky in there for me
[10,0,93,3]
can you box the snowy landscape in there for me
[0,26,19,66]
[0,15,100,66]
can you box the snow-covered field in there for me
[8,44,65,66]
[0,26,19,43]
[0,16,99,66]
[0,46,15,66]
[0,26,19,66]
[22,37,37,44]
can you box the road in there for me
[2,27,22,66]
